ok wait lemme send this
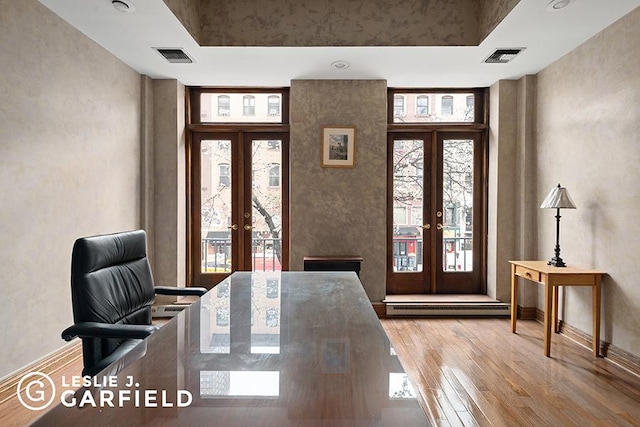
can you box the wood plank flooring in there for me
[0,346,83,427]
[381,317,640,427]
[2,318,639,426]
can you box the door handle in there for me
[244,225,253,231]
[228,224,238,231]
[436,223,444,230]
[422,224,431,230]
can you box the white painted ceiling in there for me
[39,0,640,87]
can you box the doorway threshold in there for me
[383,294,510,317]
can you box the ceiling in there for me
[39,0,640,87]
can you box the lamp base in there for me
[547,256,566,267]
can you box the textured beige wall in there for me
[514,75,539,308]
[200,0,479,46]
[140,76,155,269]
[152,80,187,288]
[487,80,518,303]
[0,0,141,378]
[290,80,387,301]
[478,0,521,42]
[535,6,640,356]
[163,0,201,44]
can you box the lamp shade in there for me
[540,183,576,209]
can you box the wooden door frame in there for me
[186,87,290,289]
[386,130,488,295]
[434,130,486,294]
[386,132,434,294]
[241,132,290,273]
[385,88,488,295]
[188,130,290,289]
[188,132,240,289]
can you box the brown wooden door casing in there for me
[189,131,289,290]
[433,131,485,294]
[386,132,434,294]
[387,130,486,295]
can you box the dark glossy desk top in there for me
[33,272,430,426]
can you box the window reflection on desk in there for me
[388,346,418,399]
[199,273,282,399]
[200,273,281,355]
[201,371,280,398]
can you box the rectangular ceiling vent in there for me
[484,48,525,64]
[154,48,193,63]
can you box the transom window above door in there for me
[196,90,289,124]
[388,90,482,124]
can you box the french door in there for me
[387,131,485,294]
[190,131,289,289]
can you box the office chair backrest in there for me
[71,230,155,374]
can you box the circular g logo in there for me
[17,372,56,411]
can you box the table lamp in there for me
[540,183,576,267]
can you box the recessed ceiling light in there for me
[547,0,572,12]
[331,60,350,70]
[111,0,135,13]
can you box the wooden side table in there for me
[509,260,604,357]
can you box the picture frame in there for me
[321,126,356,168]
[320,338,350,374]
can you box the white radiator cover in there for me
[151,304,187,318]
[386,303,510,317]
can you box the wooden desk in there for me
[509,260,604,358]
[33,272,430,426]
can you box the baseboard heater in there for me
[386,303,511,317]
[151,304,187,318]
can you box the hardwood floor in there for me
[0,343,83,427]
[381,317,640,427]
[2,318,639,426]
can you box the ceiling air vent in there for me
[483,48,525,64]
[154,48,193,63]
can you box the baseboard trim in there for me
[558,319,640,377]
[518,306,537,320]
[530,307,640,378]
[0,341,82,405]
[372,302,386,318]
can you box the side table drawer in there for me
[515,265,540,282]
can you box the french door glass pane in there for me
[392,139,424,272]
[251,140,283,272]
[442,139,474,272]
[201,140,232,273]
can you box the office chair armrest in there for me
[61,322,159,342]
[155,286,207,297]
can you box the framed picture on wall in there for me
[321,126,356,168]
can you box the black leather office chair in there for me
[61,229,207,377]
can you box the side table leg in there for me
[553,285,560,333]
[593,276,602,357]
[511,264,518,333]
[544,281,553,357]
